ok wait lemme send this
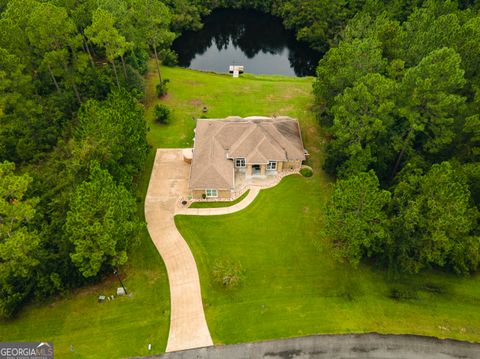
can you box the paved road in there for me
[145,149,213,352]
[133,333,480,359]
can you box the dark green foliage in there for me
[325,171,391,266]
[0,162,39,317]
[156,79,170,97]
[75,90,149,186]
[123,65,146,100]
[313,38,386,117]
[154,104,172,124]
[65,162,142,278]
[300,167,313,177]
[317,1,480,276]
[390,162,480,275]
[160,49,179,66]
[327,73,397,178]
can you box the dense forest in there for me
[1,0,479,317]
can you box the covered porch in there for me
[234,163,281,193]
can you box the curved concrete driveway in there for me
[145,149,213,352]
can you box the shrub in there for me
[300,166,313,177]
[389,287,418,301]
[156,79,170,97]
[154,104,171,124]
[421,283,445,295]
[124,65,145,100]
[211,259,245,289]
[160,49,178,67]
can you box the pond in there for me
[172,9,322,77]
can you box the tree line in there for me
[317,1,480,275]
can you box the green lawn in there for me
[145,64,322,161]
[0,64,325,358]
[176,174,480,344]
[165,65,480,345]
[189,190,250,208]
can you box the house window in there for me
[205,189,218,198]
[235,158,246,168]
[267,161,277,170]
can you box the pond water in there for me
[172,9,321,77]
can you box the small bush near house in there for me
[154,104,171,124]
[300,166,313,177]
[211,259,245,289]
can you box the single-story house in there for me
[188,116,306,200]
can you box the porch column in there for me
[246,164,252,176]
[260,164,266,176]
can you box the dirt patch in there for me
[267,88,308,101]
[183,80,202,86]
[277,105,294,113]
[190,99,204,107]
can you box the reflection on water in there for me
[172,9,322,77]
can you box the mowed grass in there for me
[189,190,250,208]
[164,65,480,344]
[145,63,321,157]
[176,175,480,344]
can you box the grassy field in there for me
[145,64,322,159]
[189,190,250,208]
[167,67,480,344]
[176,176,480,345]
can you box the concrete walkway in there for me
[175,187,260,216]
[145,149,213,352]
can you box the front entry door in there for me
[252,164,261,175]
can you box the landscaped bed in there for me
[189,190,250,208]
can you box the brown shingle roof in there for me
[189,116,305,190]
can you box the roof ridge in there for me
[229,124,257,154]
[256,124,287,159]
